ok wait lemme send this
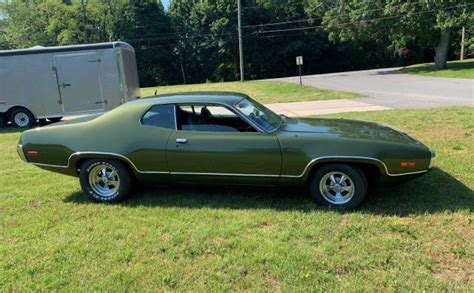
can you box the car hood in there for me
[280,117,420,145]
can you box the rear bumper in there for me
[17,144,28,163]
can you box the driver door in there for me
[166,104,281,185]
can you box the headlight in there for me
[428,149,436,168]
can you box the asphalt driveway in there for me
[275,67,473,109]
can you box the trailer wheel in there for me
[48,117,63,123]
[10,108,35,128]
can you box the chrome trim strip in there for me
[384,169,428,176]
[173,104,178,130]
[32,162,69,169]
[16,144,28,163]
[31,151,280,177]
[279,156,429,178]
[28,152,429,178]
[31,151,167,174]
[139,101,266,133]
[69,152,169,174]
[170,172,279,177]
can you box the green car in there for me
[17,92,435,209]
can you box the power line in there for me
[241,0,312,10]
[253,3,473,35]
[113,2,472,47]
[242,0,436,28]
[107,2,471,44]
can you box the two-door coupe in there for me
[17,92,435,209]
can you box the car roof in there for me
[129,92,249,107]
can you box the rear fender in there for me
[70,152,139,176]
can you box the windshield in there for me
[235,98,283,132]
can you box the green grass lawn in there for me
[1,108,473,291]
[141,80,361,104]
[400,59,474,79]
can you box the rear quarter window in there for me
[141,105,175,129]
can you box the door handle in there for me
[176,138,187,144]
[61,83,71,88]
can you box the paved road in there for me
[62,69,472,121]
[275,67,473,109]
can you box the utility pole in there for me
[460,8,466,61]
[237,0,244,81]
[460,26,465,61]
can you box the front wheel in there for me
[309,164,367,210]
[79,159,133,203]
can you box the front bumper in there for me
[428,149,436,169]
[17,144,28,163]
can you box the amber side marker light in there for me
[400,161,416,167]
[28,151,39,157]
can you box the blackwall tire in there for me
[309,164,367,210]
[79,159,132,203]
[9,108,35,128]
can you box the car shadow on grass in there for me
[361,168,473,216]
[64,168,473,215]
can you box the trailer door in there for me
[54,52,105,114]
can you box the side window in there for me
[141,104,176,129]
[176,104,257,133]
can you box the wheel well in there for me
[6,106,35,120]
[306,161,381,185]
[75,157,137,178]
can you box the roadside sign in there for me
[296,56,303,85]
[296,56,303,65]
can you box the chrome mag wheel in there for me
[88,164,121,198]
[319,171,355,205]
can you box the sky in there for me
[161,0,171,10]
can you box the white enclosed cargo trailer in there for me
[0,41,140,128]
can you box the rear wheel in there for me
[79,159,132,203]
[10,108,35,128]
[309,164,367,210]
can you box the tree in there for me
[461,8,474,58]
[169,0,240,83]
[0,0,470,85]
[113,0,177,86]
[0,0,116,47]
[244,0,328,78]
[0,0,176,85]
[317,0,471,69]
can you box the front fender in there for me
[300,156,386,180]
